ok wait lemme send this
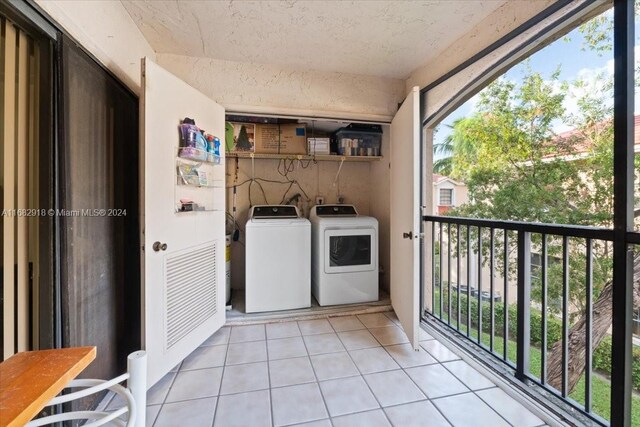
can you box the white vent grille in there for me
[165,242,217,350]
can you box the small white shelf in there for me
[175,147,224,214]
[175,207,222,214]
[176,181,224,189]
[177,147,223,165]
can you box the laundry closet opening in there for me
[223,113,392,324]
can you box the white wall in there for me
[34,0,156,93]
[406,0,554,92]
[156,54,405,121]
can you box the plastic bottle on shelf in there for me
[213,137,221,164]
[206,135,216,163]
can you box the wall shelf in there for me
[176,181,224,189]
[177,147,223,165]
[226,152,382,162]
[175,147,224,214]
[175,207,222,214]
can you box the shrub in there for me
[438,286,561,348]
[592,336,640,390]
[435,286,640,390]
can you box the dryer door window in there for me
[329,235,371,267]
[324,229,377,274]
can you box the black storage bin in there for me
[332,124,382,156]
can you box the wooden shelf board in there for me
[225,152,382,162]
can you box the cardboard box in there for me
[255,124,307,154]
[224,122,235,152]
[229,122,256,152]
[307,138,331,155]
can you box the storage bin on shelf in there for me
[332,124,382,157]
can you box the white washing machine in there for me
[309,205,378,306]
[245,205,311,313]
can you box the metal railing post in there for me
[421,214,621,425]
[611,0,634,425]
[516,231,531,381]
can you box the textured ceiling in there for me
[121,0,508,79]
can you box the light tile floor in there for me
[109,311,548,427]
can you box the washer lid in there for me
[251,205,299,219]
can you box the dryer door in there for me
[324,228,377,274]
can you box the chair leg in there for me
[127,351,147,427]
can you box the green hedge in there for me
[436,286,560,348]
[592,336,640,390]
[434,285,640,390]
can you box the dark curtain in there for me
[58,33,140,395]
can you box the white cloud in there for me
[440,43,640,136]
[562,45,640,119]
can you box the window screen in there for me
[439,188,453,206]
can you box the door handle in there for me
[153,241,168,252]
[403,232,413,240]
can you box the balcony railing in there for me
[423,215,617,426]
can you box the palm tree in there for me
[433,117,477,177]
[433,136,453,175]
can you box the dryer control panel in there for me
[315,205,358,216]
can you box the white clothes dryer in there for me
[309,205,378,306]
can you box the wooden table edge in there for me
[1,346,97,427]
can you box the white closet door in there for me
[390,86,421,350]
[141,58,226,387]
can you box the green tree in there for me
[432,0,640,403]
[438,64,625,393]
[433,118,477,176]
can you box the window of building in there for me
[439,188,453,206]
[530,252,562,312]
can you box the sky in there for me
[432,10,639,161]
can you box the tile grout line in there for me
[472,388,519,427]
[334,315,393,425]
[377,334,450,427]
[414,325,518,427]
[291,324,493,409]
[374,325,468,427]
[268,320,317,427]
[264,324,275,427]
[422,322,561,426]
[343,316,467,425]
[439,357,496,392]
[160,319,537,427]
[168,345,407,402]
[210,327,232,427]
[299,319,334,426]
[152,360,183,427]
[399,362,460,427]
